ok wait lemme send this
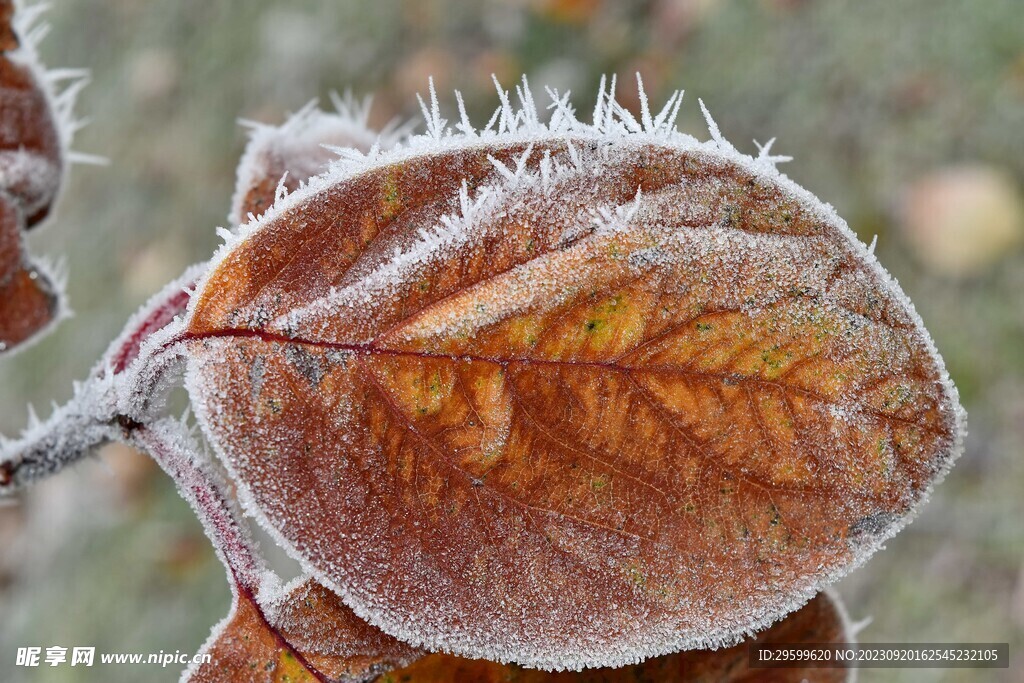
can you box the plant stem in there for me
[127,419,337,683]
[0,265,203,494]
[0,392,117,492]
[128,419,263,591]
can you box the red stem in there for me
[109,284,195,374]
[130,421,331,682]
[129,423,262,590]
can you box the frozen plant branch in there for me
[128,418,263,592]
[0,374,117,492]
[0,265,204,494]
[135,420,343,683]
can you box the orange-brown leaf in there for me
[230,101,391,227]
[188,578,419,683]
[184,129,961,668]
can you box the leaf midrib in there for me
[177,327,940,436]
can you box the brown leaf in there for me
[0,45,63,225]
[183,128,961,667]
[0,1,16,52]
[230,100,393,227]
[0,4,66,354]
[374,591,853,682]
[0,196,58,352]
[188,577,420,683]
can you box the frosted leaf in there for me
[0,0,88,354]
[374,590,855,681]
[229,94,407,228]
[186,576,420,683]
[0,194,59,352]
[181,80,964,670]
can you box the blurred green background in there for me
[1,0,1022,681]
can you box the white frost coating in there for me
[590,186,643,237]
[228,92,411,228]
[753,137,793,167]
[182,75,966,671]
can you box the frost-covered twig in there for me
[129,418,263,590]
[0,384,118,492]
[0,265,203,494]
[132,419,344,683]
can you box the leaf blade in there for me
[185,131,961,668]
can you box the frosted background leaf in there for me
[229,94,408,229]
[182,82,962,670]
[0,0,88,354]
[187,576,420,683]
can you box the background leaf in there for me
[188,577,420,683]
[0,4,65,354]
[0,197,59,353]
[229,95,399,229]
